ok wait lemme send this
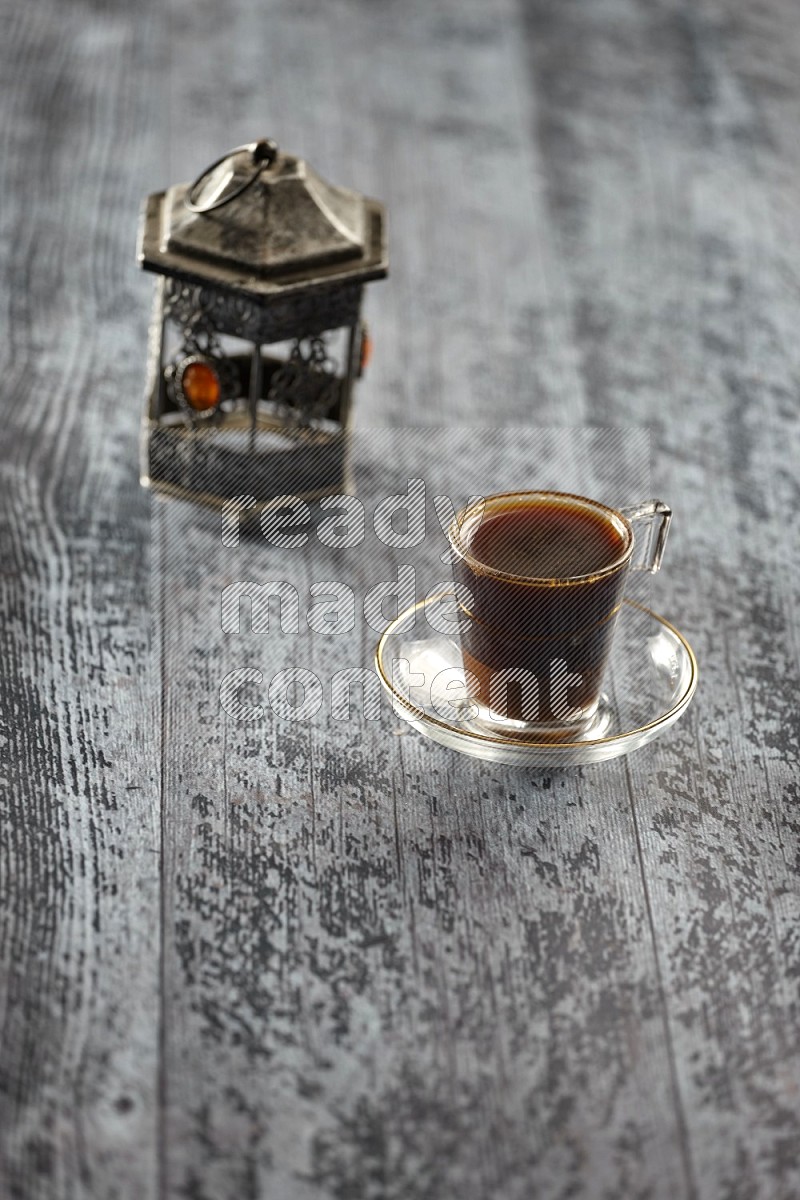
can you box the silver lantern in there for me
[137,139,388,508]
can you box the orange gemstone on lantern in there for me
[181,361,221,411]
[359,329,373,373]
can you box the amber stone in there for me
[359,328,373,373]
[181,361,220,411]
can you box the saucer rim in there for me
[374,592,699,752]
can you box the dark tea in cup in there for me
[448,491,670,734]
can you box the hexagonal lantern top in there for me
[137,139,388,508]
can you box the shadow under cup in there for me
[448,492,635,736]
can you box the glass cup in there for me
[447,490,671,737]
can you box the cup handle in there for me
[619,500,672,573]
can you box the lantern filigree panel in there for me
[162,277,363,345]
[159,309,355,432]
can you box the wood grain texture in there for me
[521,2,800,1192]
[2,0,800,1197]
[0,2,165,1198]
[157,428,687,1200]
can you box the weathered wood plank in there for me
[521,0,800,1195]
[0,3,164,1198]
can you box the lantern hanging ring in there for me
[185,139,279,213]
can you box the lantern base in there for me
[141,353,352,510]
[141,413,351,511]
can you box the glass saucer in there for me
[374,593,698,766]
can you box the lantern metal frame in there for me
[137,141,387,509]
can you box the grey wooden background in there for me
[2,0,800,1198]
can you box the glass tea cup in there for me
[447,490,671,738]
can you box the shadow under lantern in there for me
[137,139,388,508]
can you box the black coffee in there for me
[451,494,631,726]
[468,499,626,580]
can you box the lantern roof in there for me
[138,140,387,297]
